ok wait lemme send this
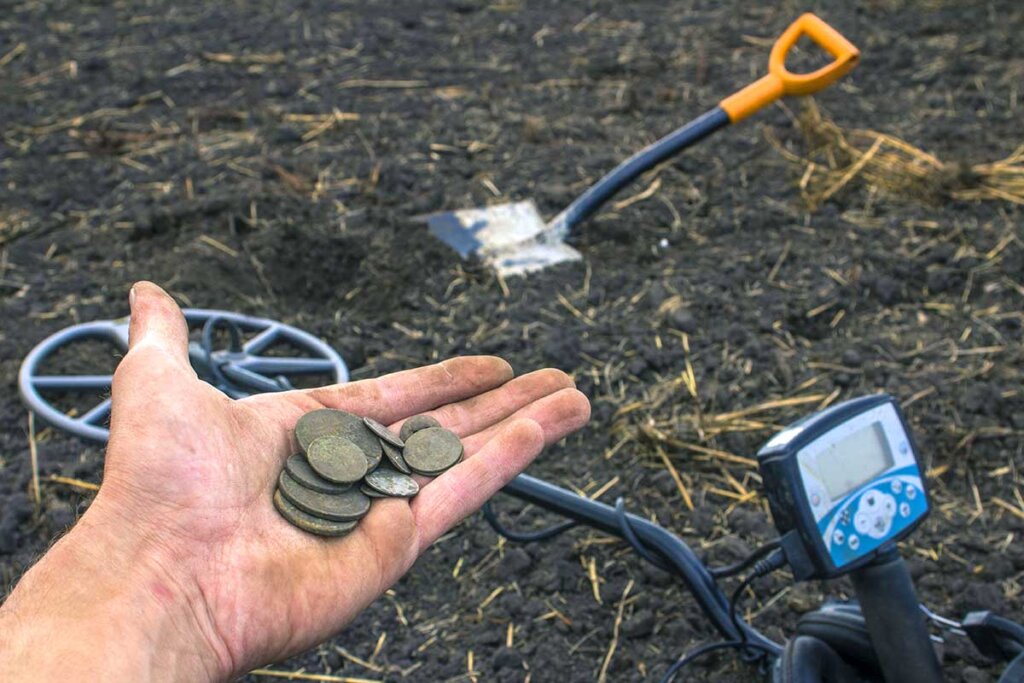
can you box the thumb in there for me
[126,281,191,361]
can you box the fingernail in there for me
[129,285,137,310]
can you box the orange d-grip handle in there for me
[719,13,860,123]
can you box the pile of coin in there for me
[273,409,464,537]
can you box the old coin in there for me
[360,484,387,498]
[296,408,383,466]
[399,414,442,442]
[278,470,370,521]
[295,409,355,452]
[332,413,384,466]
[364,467,420,498]
[402,427,464,476]
[307,435,368,484]
[381,440,412,474]
[363,416,404,449]
[364,441,383,471]
[274,490,358,537]
[284,454,352,494]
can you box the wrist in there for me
[0,494,230,683]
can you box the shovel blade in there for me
[427,200,581,276]
[427,200,548,258]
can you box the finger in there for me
[289,356,515,425]
[126,281,190,364]
[460,387,591,453]
[411,418,545,550]
[111,282,196,409]
[394,368,575,439]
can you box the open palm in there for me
[94,282,591,680]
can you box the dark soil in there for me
[2,1,1023,681]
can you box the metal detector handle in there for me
[848,548,943,683]
[720,13,860,122]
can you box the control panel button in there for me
[863,492,879,510]
[833,529,845,545]
[854,512,871,535]
[870,514,891,539]
[882,495,896,517]
[848,535,860,550]
[890,480,903,494]
[899,502,911,518]
[905,485,917,500]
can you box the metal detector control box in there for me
[757,394,929,580]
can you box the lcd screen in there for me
[815,422,894,500]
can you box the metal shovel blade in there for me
[427,200,581,277]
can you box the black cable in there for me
[660,639,777,683]
[614,497,671,572]
[709,539,783,579]
[500,475,783,654]
[481,501,578,542]
[730,549,788,655]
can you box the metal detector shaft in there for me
[502,474,783,655]
[848,549,943,683]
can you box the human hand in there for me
[0,282,590,682]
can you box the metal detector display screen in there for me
[815,422,894,500]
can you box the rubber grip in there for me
[720,13,860,122]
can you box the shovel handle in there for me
[720,13,859,123]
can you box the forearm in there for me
[0,498,228,683]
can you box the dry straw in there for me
[768,100,1024,207]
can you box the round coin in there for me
[274,490,358,537]
[364,467,420,498]
[363,416,404,449]
[307,435,368,484]
[284,454,353,494]
[278,471,371,521]
[331,414,384,466]
[381,440,412,474]
[399,414,442,442]
[295,409,358,452]
[360,484,387,498]
[364,442,383,471]
[402,427,464,476]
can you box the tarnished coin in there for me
[274,490,358,537]
[296,408,383,466]
[364,467,420,498]
[399,414,442,442]
[278,471,371,521]
[285,454,353,494]
[360,484,387,498]
[381,440,412,475]
[295,409,357,452]
[402,427,464,476]
[364,441,383,471]
[307,435,368,484]
[363,416,404,448]
[332,414,384,466]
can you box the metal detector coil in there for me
[19,309,349,443]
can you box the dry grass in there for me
[769,100,1024,208]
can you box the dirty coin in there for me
[307,435,368,484]
[274,490,358,537]
[278,470,371,521]
[402,427,464,476]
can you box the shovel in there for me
[427,13,859,277]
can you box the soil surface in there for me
[2,1,1023,681]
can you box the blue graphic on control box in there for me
[816,465,927,566]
